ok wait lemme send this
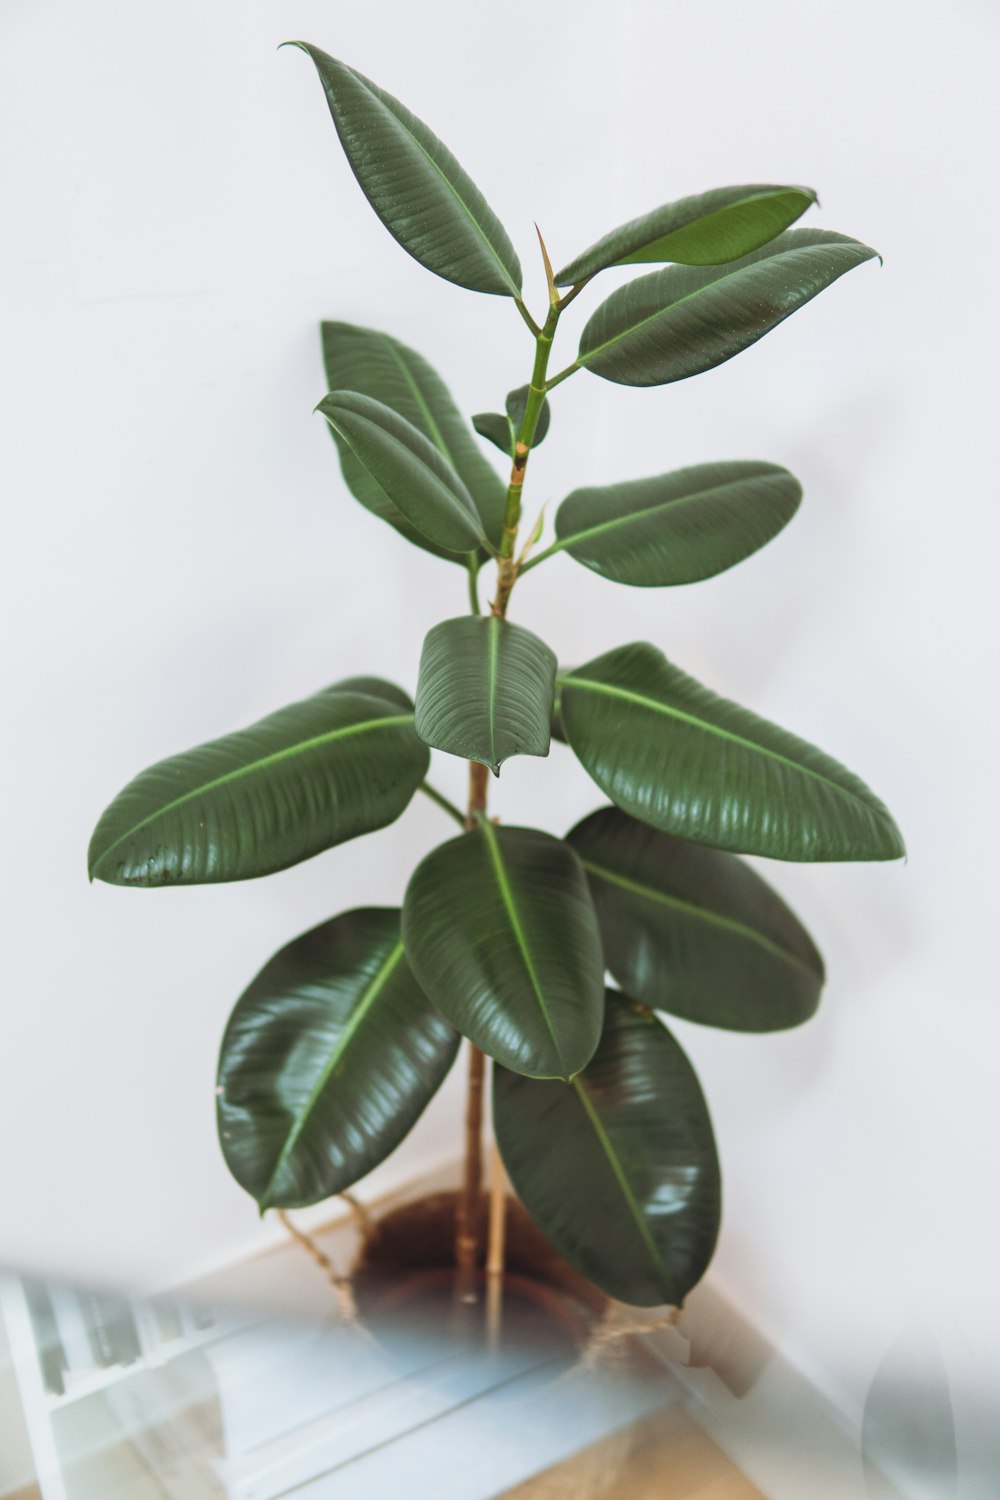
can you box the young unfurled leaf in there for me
[318,391,487,554]
[555,183,816,284]
[495,992,721,1306]
[577,229,878,387]
[288,44,522,297]
[560,643,904,862]
[568,806,824,1031]
[322,321,506,552]
[402,824,604,1080]
[415,615,556,774]
[88,683,428,886]
[217,907,458,1209]
[546,460,801,586]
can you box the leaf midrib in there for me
[555,472,785,556]
[562,672,865,812]
[91,712,414,876]
[578,240,858,370]
[480,822,567,1076]
[258,940,406,1208]
[351,68,520,298]
[572,1076,675,1302]
[579,857,819,980]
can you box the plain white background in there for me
[3,0,998,1461]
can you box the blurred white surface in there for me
[2,0,998,1483]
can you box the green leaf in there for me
[471,410,513,458]
[576,229,878,387]
[289,44,522,298]
[402,823,604,1079]
[317,391,487,555]
[554,184,817,284]
[217,907,458,1209]
[567,807,824,1031]
[549,461,801,586]
[414,616,556,774]
[494,992,721,1306]
[89,684,429,886]
[328,675,414,711]
[505,385,551,449]
[560,643,904,862]
[322,321,506,552]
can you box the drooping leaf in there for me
[549,461,801,586]
[402,823,604,1079]
[554,183,817,284]
[89,685,429,886]
[505,384,551,448]
[217,907,458,1209]
[289,44,522,297]
[576,229,878,387]
[317,391,487,554]
[414,616,556,774]
[494,992,721,1306]
[567,807,824,1031]
[560,643,904,862]
[471,410,513,457]
[322,321,506,552]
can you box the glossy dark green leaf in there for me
[560,643,904,862]
[494,992,721,1306]
[289,44,522,297]
[329,675,414,711]
[322,321,506,553]
[402,824,604,1079]
[554,184,816,284]
[471,410,513,457]
[505,384,551,449]
[568,807,824,1031]
[317,391,487,554]
[549,461,801,586]
[577,230,878,387]
[217,907,458,1209]
[414,616,556,774]
[89,685,429,886]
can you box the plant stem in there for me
[454,757,492,1283]
[417,781,465,827]
[467,553,481,614]
[516,535,565,577]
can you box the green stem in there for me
[517,536,565,577]
[418,781,465,827]
[467,554,481,614]
[544,359,580,392]
[514,297,542,338]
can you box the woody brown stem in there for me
[455,758,491,1280]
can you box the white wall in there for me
[4,0,998,1475]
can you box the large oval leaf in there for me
[414,616,556,774]
[402,824,604,1079]
[554,183,816,284]
[89,686,429,886]
[494,992,721,1306]
[217,907,458,1209]
[548,460,801,586]
[567,807,824,1031]
[322,321,506,553]
[318,391,486,555]
[560,643,904,862]
[289,44,522,298]
[576,229,878,387]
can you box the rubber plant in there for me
[88,44,905,1311]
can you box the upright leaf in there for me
[318,391,486,555]
[576,230,878,387]
[494,993,721,1307]
[568,807,824,1031]
[322,321,506,551]
[414,616,556,774]
[402,824,604,1079]
[89,685,428,886]
[289,44,522,297]
[555,184,816,284]
[560,643,904,862]
[549,461,801,586]
[217,908,458,1209]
